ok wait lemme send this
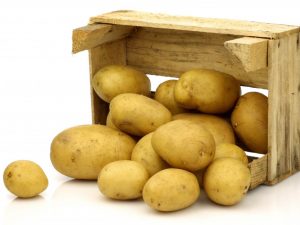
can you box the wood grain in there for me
[126,27,268,88]
[73,24,133,53]
[224,37,268,72]
[249,155,268,190]
[267,33,300,183]
[88,39,127,124]
[90,10,299,39]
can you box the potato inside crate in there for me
[72,10,300,190]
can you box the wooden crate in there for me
[72,10,300,190]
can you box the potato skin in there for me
[131,133,168,176]
[98,160,149,200]
[214,143,248,165]
[154,80,188,115]
[152,120,215,171]
[172,113,235,145]
[106,111,119,130]
[204,158,251,206]
[50,125,136,180]
[143,168,200,211]
[174,69,240,113]
[231,92,268,154]
[92,65,151,103]
[110,93,172,136]
[3,160,48,198]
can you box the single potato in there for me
[154,80,188,115]
[204,158,251,206]
[231,92,268,154]
[214,143,248,165]
[110,93,172,136]
[174,69,240,114]
[92,64,151,102]
[98,160,149,200]
[152,120,215,171]
[131,132,169,176]
[106,111,119,130]
[143,168,200,211]
[172,113,235,145]
[50,125,136,180]
[3,160,48,198]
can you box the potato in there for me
[152,120,215,171]
[154,80,188,115]
[3,160,48,198]
[143,168,200,211]
[50,125,136,179]
[110,93,172,136]
[174,69,240,113]
[131,133,168,176]
[214,143,248,165]
[92,65,151,103]
[231,92,268,154]
[172,113,235,145]
[98,160,149,200]
[106,111,119,130]
[204,158,251,206]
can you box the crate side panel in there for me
[294,32,300,170]
[268,33,300,182]
[88,39,126,124]
[90,10,300,39]
[127,28,268,88]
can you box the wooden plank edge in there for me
[73,24,133,53]
[89,10,300,39]
[249,154,268,190]
[224,37,268,72]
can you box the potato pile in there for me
[3,64,268,211]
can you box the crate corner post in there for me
[267,32,300,184]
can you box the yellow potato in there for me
[204,158,251,206]
[152,120,215,171]
[106,111,119,130]
[172,113,235,145]
[3,160,48,198]
[98,160,149,200]
[131,133,169,176]
[110,93,172,136]
[143,168,200,211]
[92,64,151,103]
[214,143,248,165]
[154,80,188,115]
[174,69,240,113]
[231,92,268,154]
[50,125,136,180]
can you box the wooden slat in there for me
[126,27,268,88]
[267,33,300,183]
[296,32,300,171]
[224,37,268,72]
[249,155,268,190]
[73,24,133,53]
[90,10,300,39]
[88,39,127,124]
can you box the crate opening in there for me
[147,73,267,161]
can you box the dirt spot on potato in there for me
[71,155,76,163]
[7,172,12,178]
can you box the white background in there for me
[0,0,299,224]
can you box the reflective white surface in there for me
[0,1,299,225]
[1,172,300,225]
